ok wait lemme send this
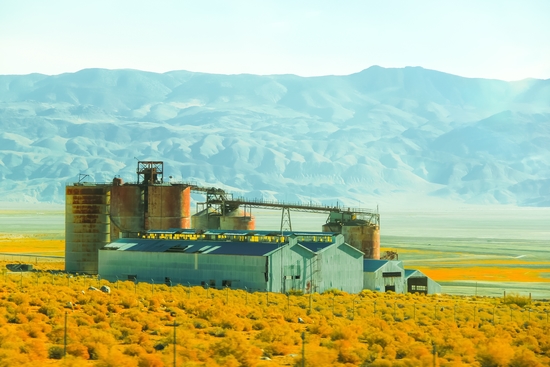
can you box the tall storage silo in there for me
[65,185,111,274]
[341,221,380,259]
[220,209,256,230]
[147,185,191,230]
[110,182,143,239]
[192,208,221,230]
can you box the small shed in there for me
[405,269,441,294]
[363,259,406,293]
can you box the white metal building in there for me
[362,259,441,294]
[98,230,364,294]
[363,259,406,293]
[405,269,441,294]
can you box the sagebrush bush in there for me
[0,266,548,367]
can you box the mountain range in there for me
[1,66,549,207]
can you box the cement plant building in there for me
[98,230,365,294]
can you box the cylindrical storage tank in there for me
[147,185,191,230]
[65,185,111,274]
[322,222,342,233]
[110,185,143,240]
[341,221,380,259]
[192,208,220,230]
[220,210,256,230]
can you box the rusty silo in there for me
[220,209,256,230]
[192,208,221,230]
[147,185,191,230]
[65,185,111,274]
[322,210,380,259]
[342,222,380,259]
[110,179,143,239]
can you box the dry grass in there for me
[0,269,548,367]
[0,237,64,257]
[415,266,550,283]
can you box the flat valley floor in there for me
[1,203,549,299]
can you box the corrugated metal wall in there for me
[99,251,269,291]
[363,261,406,293]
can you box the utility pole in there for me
[173,320,177,367]
[64,311,68,358]
[301,332,306,367]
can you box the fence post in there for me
[454,303,456,323]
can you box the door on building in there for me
[407,277,428,294]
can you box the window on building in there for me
[209,279,216,288]
[128,275,137,282]
[382,272,402,278]
[222,280,232,287]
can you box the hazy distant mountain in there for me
[0,67,549,207]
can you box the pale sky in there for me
[1,0,549,80]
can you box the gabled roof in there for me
[298,241,334,253]
[363,259,389,272]
[405,269,425,278]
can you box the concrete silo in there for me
[322,210,380,259]
[65,185,111,273]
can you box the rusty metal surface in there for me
[110,185,143,239]
[192,212,221,230]
[220,215,256,230]
[147,185,191,230]
[65,185,111,274]
[342,224,380,260]
[322,223,342,233]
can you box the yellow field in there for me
[0,237,548,284]
[0,236,64,257]
[0,269,549,366]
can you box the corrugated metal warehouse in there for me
[405,269,442,294]
[363,259,406,293]
[363,260,441,294]
[98,230,364,294]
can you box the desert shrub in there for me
[67,343,90,359]
[509,347,544,367]
[503,293,531,307]
[476,338,515,367]
[84,342,109,361]
[208,327,227,337]
[38,305,57,318]
[192,319,209,329]
[264,340,293,356]
[123,344,145,357]
[19,339,48,360]
[287,289,304,296]
[96,347,139,367]
[8,293,30,306]
[138,353,164,367]
[252,320,268,330]
[48,345,64,359]
[119,296,136,309]
[211,332,262,367]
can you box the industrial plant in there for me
[66,161,439,294]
